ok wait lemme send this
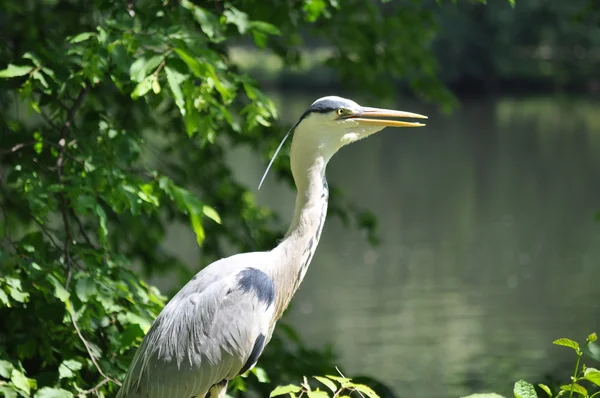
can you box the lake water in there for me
[164,95,600,398]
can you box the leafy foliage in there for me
[269,374,380,398]
[463,334,600,398]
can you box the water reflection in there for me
[228,95,600,397]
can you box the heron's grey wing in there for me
[117,266,275,398]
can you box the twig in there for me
[335,366,365,398]
[153,59,166,77]
[77,377,111,396]
[60,87,88,137]
[0,141,34,156]
[68,304,122,387]
[70,209,98,250]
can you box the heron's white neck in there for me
[268,128,333,320]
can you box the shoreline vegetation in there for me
[230,46,600,97]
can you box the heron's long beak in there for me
[349,106,427,127]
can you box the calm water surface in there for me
[166,95,600,397]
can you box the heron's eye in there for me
[337,108,346,116]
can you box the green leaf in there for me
[537,384,552,397]
[130,55,164,82]
[559,384,587,396]
[307,392,329,398]
[7,279,29,303]
[325,375,351,386]
[34,387,73,398]
[0,288,9,306]
[131,75,154,99]
[303,0,328,22]
[250,21,281,36]
[514,380,537,398]
[270,385,302,397]
[202,206,221,224]
[352,384,379,398]
[174,48,204,77]
[96,204,108,243]
[68,32,96,43]
[186,3,223,41]
[47,275,70,302]
[584,368,600,387]
[75,277,97,302]
[553,338,580,352]
[223,6,249,34]
[0,359,14,378]
[11,369,30,396]
[0,385,17,398]
[251,367,270,383]
[189,209,205,246]
[314,376,336,393]
[164,66,185,115]
[0,64,34,78]
[58,359,82,379]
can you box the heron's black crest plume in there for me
[258,124,295,190]
[258,97,349,190]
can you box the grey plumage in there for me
[116,96,426,398]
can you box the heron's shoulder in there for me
[172,251,273,298]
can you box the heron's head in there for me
[294,96,426,154]
[258,96,427,189]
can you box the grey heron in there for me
[116,96,427,398]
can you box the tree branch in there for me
[58,86,88,288]
[67,304,121,388]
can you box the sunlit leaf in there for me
[270,385,302,397]
[0,386,17,398]
[553,338,580,352]
[223,6,249,34]
[174,48,204,77]
[75,277,97,302]
[0,64,33,78]
[34,387,73,398]
[537,384,552,397]
[11,369,30,395]
[47,275,69,302]
[68,32,96,43]
[584,368,600,387]
[251,367,270,383]
[58,360,82,379]
[189,209,205,246]
[131,75,154,99]
[202,206,221,224]
[314,376,336,393]
[514,380,537,398]
[0,289,9,306]
[559,384,587,396]
[130,55,164,83]
[165,66,186,115]
[0,360,14,378]
[352,384,379,398]
[303,0,328,22]
[183,1,223,41]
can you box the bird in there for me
[116,96,427,398]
